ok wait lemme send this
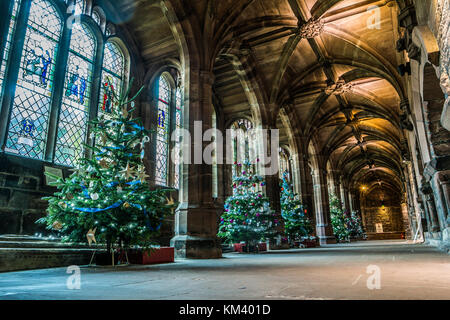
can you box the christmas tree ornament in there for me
[165,196,177,214]
[52,221,63,231]
[99,158,109,168]
[86,228,97,246]
[100,133,108,145]
[121,106,129,118]
[123,202,131,209]
[140,136,150,149]
[137,166,150,181]
[90,193,99,201]
[120,162,135,180]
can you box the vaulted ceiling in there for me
[110,0,408,195]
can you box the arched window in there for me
[55,23,96,166]
[230,118,253,176]
[92,11,101,26]
[99,41,124,114]
[74,0,85,15]
[155,74,171,186]
[5,0,62,159]
[0,0,128,167]
[0,0,21,97]
[279,147,290,180]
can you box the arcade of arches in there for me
[0,0,449,264]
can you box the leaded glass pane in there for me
[92,11,101,26]
[5,0,62,159]
[0,0,20,98]
[55,23,96,166]
[230,119,253,177]
[279,148,290,179]
[155,75,171,186]
[74,0,84,15]
[99,42,124,114]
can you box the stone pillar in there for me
[297,143,315,224]
[170,70,222,259]
[349,192,355,213]
[340,179,350,213]
[439,176,450,226]
[420,179,441,233]
[313,166,336,245]
[261,122,286,248]
[290,152,302,196]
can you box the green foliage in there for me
[280,172,313,242]
[38,80,177,250]
[218,161,278,246]
[346,211,366,239]
[329,195,366,242]
[329,195,350,242]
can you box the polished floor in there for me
[0,240,449,300]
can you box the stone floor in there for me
[0,240,449,300]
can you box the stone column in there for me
[349,192,355,213]
[297,142,315,224]
[313,165,336,245]
[170,70,222,259]
[290,152,302,196]
[439,177,450,226]
[340,178,350,213]
[420,179,441,233]
[261,122,286,248]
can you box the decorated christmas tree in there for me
[218,161,278,251]
[280,172,313,243]
[345,210,366,239]
[38,80,176,255]
[329,194,350,242]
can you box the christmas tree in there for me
[39,80,176,255]
[218,161,278,251]
[345,210,366,239]
[280,171,313,243]
[329,194,350,242]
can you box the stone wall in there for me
[0,154,67,236]
[363,206,404,233]
[361,188,405,233]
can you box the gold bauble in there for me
[52,221,63,230]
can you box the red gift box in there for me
[258,242,267,251]
[234,243,246,252]
[129,247,174,265]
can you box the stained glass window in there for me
[155,74,171,186]
[230,119,253,176]
[0,0,20,98]
[106,25,114,36]
[99,42,124,114]
[74,0,84,15]
[173,87,183,189]
[92,11,101,26]
[55,23,96,166]
[4,0,62,159]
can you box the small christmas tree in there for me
[329,194,350,242]
[345,210,366,239]
[280,171,313,243]
[218,161,278,251]
[39,80,176,258]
